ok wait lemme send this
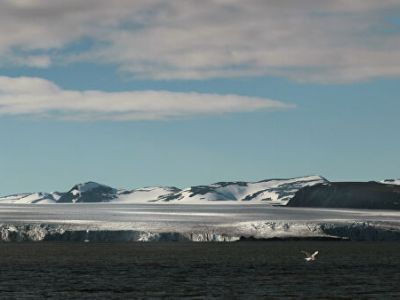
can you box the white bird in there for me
[84,229,90,243]
[301,250,319,261]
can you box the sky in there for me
[0,0,399,194]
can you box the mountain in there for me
[3,176,399,208]
[55,182,181,203]
[287,181,400,210]
[158,175,327,205]
[0,176,326,204]
[0,192,62,204]
[57,182,118,203]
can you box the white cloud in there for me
[0,76,293,121]
[1,1,400,82]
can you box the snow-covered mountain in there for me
[0,182,181,204]
[0,175,327,204]
[56,183,181,203]
[115,187,181,203]
[0,192,62,204]
[159,175,327,205]
[381,179,400,185]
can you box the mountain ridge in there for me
[0,175,326,204]
[1,175,399,208]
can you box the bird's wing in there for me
[301,250,311,257]
[311,251,319,258]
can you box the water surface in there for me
[0,242,399,299]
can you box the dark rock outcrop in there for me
[287,182,400,210]
[57,182,117,203]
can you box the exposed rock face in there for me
[57,182,117,203]
[287,182,400,210]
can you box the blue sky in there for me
[0,1,399,194]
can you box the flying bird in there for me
[301,250,319,261]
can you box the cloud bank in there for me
[0,76,292,121]
[1,1,400,82]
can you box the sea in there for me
[0,241,399,299]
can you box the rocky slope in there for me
[287,182,400,210]
[57,182,117,203]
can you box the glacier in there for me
[0,204,399,242]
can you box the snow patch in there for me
[115,186,180,203]
[381,179,400,186]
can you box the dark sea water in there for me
[0,242,399,299]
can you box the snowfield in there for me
[115,186,181,203]
[0,204,399,242]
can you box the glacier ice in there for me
[0,204,399,242]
